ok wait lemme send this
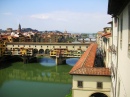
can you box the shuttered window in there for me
[77,81,83,88]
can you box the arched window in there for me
[90,92,108,97]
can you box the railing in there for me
[50,51,83,57]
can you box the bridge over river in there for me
[6,42,91,53]
[3,42,92,65]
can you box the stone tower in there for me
[18,24,21,32]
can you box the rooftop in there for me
[102,33,111,38]
[108,0,129,16]
[69,43,111,76]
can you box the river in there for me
[0,57,79,97]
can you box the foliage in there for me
[65,90,72,97]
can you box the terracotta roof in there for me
[70,68,110,76]
[105,34,111,38]
[102,33,111,37]
[69,43,111,76]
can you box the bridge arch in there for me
[45,49,50,54]
[33,48,38,55]
[39,49,44,54]
[89,92,108,97]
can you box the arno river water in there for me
[0,57,79,97]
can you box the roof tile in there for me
[69,43,111,76]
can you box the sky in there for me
[0,0,111,33]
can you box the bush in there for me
[65,90,72,97]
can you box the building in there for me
[17,24,21,32]
[0,37,6,57]
[69,43,111,97]
[96,31,103,48]
[108,0,130,97]
[101,27,112,68]
[6,28,12,33]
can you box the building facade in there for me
[108,0,130,97]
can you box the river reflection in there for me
[0,57,77,97]
[39,57,56,66]
[66,58,79,66]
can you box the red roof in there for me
[102,33,111,38]
[69,43,111,76]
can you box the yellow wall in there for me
[72,75,111,97]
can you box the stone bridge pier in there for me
[55,56,67,65]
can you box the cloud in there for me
[30,11,74,22]
[31,14,50,19]
[29,11,111,32]
[30,11,109,22]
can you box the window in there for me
[97,82,103,89]
[77,81,83,88]
[128,5,130,58]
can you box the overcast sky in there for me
[0,0,111,33]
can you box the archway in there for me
[33,49,38,55]
[39,49,44,54]
[45,49,50,54]
[90,92,108,97]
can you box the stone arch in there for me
[45,49,50,54]
[89,92,108,97]
[39,49,44,54]
[33,48,38,55]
